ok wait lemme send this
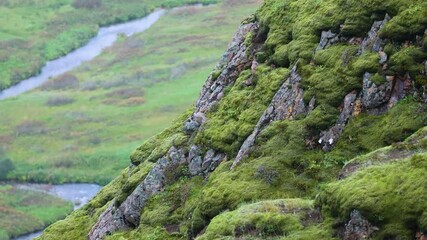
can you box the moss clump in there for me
[349,52,380,77]
[387,46,426,82]
[198,199,335,240]
[318,153,427,239]
[379,4,427,41]
[370,73,386,85]
[329,99,427,161]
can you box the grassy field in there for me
[0,0,217,90]
[0,0,262,185]
[0,184,73,240]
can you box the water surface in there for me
[13,183,102,240]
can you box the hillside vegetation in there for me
[32,0,426,239]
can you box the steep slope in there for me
[39,0,426,239]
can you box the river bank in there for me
[10,183,102,240]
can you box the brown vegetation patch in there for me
[119,97,145,106]
[171,6,204,16]
[15,120,47,136]
[105,88,144,99]
[40,73,79,90]
[45,96,75,106]
[72,0,102,9]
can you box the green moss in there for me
[350,52,380,77]
[304,105,339,134]
[379,4,427,41]
[318,153,427,239]
[198,199,335,240]
[194,65,287,155]
[370,73,386,85]
[387,46,426,77]
[105,225,179,240]
[330,99,427,161]
[314,45,358,68]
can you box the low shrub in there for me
[45,96,75,106]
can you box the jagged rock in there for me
[168,146,187,164]
[359,14,390,54]
[201,149,226,174]
[388,74,413,108]
[183,118,201,135]
[317,30,339,51]
[188,145,203,175]
[189,146,226,176]
[319,91,358,151]
[416,231,427,240]
[184,22,258,135]
[344,210,378,240]
[232,65,312,169]
[362,72,393,109]
[378,50,387,64]
[194,23,257,114]
[88,157,171,239]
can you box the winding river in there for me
[0,9,165,100]
[12,183,102,240]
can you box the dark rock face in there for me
[358,14,390,54]
[232,65,314,168]
[362,72,393,109]
[317,30,340,51]
[343,210,378,240]
[188,145,226,176]
[319,91,358,151]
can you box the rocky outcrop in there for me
[318,14,417,151]
[184,22,258,135]
[188,145,226,176]
[358,14,390,54]
[343,210,378,240]
[316,30,340,51]
[88,156,171,239]
[319,91,359,151]
[231,65,315,168]
[89,144,227,239]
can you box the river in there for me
[0,9,165,100]
[12,183,102,240]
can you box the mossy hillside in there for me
[256,0,426,93]
[318,153,427,239]
[197,199,332,240]
[38,0,426,239]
